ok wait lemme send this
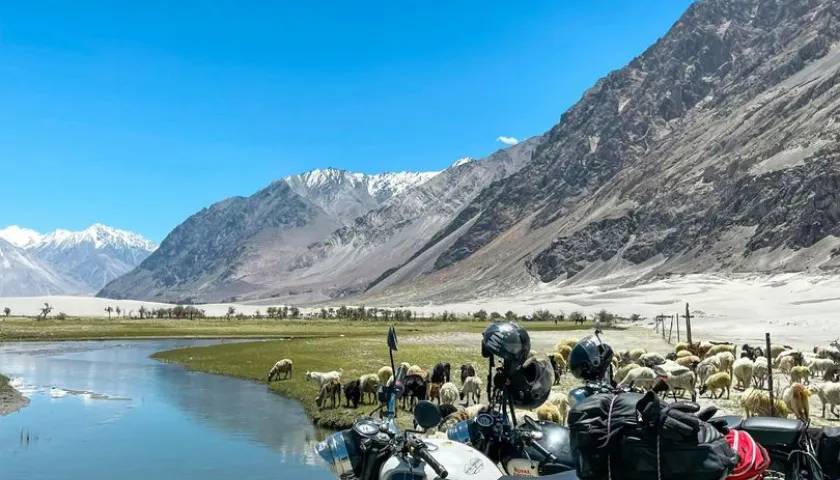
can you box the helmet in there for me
[481,322,530,366]
[507,356,554,409]
[568,334,613,382]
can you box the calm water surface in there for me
[0,339,333,480]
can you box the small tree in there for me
[290,307,300,319]
[473,309,488,321]
[226,306,235,320]
[490,311,502,320]
[595,309,614,327]
[504,310,516,321]
[115,306,122,318]
[531,309,554,322]
[40,303,53,320]
[4,306,11,317]
[105,306,113,319]
[138,305,147,319]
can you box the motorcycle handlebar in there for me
[415,445,448,479]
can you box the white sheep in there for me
[359,373,380,404]
[778,355,795,374]
[439,382,460,406]
[614,362,640,384]
[656,369,697,402]
[752,357,768,388]
[706,343,736,357]
[545,391,569,425]
[618,366,656,390]
[811,382,840,418]
[407,364,427,379]
[789,365,810,385]
[714,351,735,376]
[460,376,482,406]
[782,384,811,422]
[305,369,342,386]
[807,358,835,376]
[732,357,754,390]
[267,359,293,381]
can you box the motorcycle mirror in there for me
[413,400,442,429]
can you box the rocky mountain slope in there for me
[0,224,154,296]
[360,0,840,304]
[102,0,840,305]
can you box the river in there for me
[0,339,333,479]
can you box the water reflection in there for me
[0,340,333,480]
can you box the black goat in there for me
[460,363,476,385]
[431,362,451,384]
[401,374,427,410]
[343,380,361,409]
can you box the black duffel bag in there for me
[569,390,737,480]
[818,427,840,479]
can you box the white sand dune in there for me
[2,273,838,348]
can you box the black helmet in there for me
[568,334,613,382]
[481,322,530,366]
[507,356,554,408]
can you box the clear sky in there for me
[0,1,693,242]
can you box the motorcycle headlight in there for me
[314,431,353,476]
[447,420,472,445]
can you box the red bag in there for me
[725,430,771,480]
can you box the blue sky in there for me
[0,1,693,242]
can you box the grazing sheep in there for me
[428,383,442,404]
[614,362,640,384]
[459,363,476,385]
[811,382,840,418]
[808,358,835,377]
[706,343,736,358]
[359,374,380,404]
[778,355,796,374]
[618,367,656,390]
[753,357,769,388]
[267,359,293,381]
[655,360,690,376]
[546,391,569,425]
[439,382,460,406]
[715,351,735,376]
[316,379,341,409]
[402,374,427,410]
[782,384,811,422]
[676,350,693,359]
[557,345,573,363]
[674,342,691,354]
[628,348,647,363]
[741,344,764,361]
[741,387,790,418]
[732,357,754,390]
[696,360,719,386]
[789,365,811,385]
[697,341,713,359]
[675,355,701,370]
[377,366,393,386]
[431,363,451,384]
[770,345,792,361]
[536,402,563,423]
[653,369,697,402]
[699,372,731,399]
[398,362,411,375]
[343,380,361,408]
[305,369,342,387]
[639,352,667,368]
[555,338,578,351]
[407,364,427,378]
[548,353,565,384]
[460,376,483,406]
[814,345,840,362]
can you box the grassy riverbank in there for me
[0,316,579,341]
[152,321,583,429]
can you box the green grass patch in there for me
[152,332,498,429]
[0,316,583,341]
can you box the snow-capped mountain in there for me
[284,168,439,222]
[0,224,156,296]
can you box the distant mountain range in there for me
[103,0,840,305]
[0,224,156,296]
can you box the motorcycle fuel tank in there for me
[379,438,502,480]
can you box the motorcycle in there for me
[316,365,503,480]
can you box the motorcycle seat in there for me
[740,416,804,447]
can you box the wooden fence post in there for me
[766,332,775,416]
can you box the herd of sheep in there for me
[265,336,840,429]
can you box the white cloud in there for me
[496,136,519,146]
